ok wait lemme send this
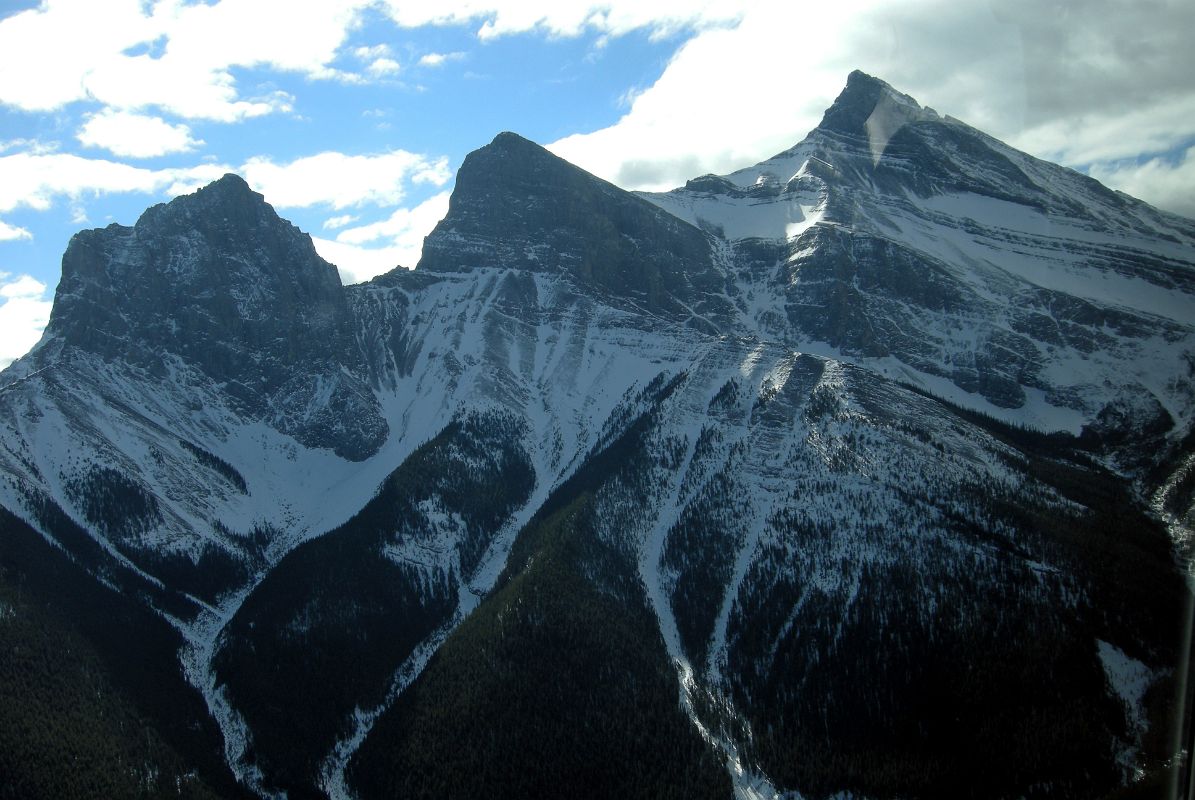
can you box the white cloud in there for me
[0,274,45,299]
[312,237,408,285]
[0,219,32,241]
[132,0,362,101]
[418,51,466,67]
[315,190,451,283]
[323,214,360,230]
[0,1,778,128]
[3,0,1182,182]
[377,0,745,40]
[367,57,401,77]
[241,151,450,210]
[0,138,58,155]
[354,44,393,60]
[548,3,846,190]
[0,273,51,369]
[0,0,164,112]
[1088,147,1195,220]
[80,55,293,122]
[0,145,449,218]
[411,160,452,185]
[0,151,227,213]
[0,0,361,120]
[336,190,450,245]
[77,109,201,158]
[308,66,368,84]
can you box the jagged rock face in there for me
[419,132,730,326]
[49,174,342,374]
[46,174,386,460]
[645,70,1195,422]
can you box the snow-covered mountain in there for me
[644,70,1195,433]
[1,71,1193,800]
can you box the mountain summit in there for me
[815,69,937,142]
[1,73,1192,800]
[48,173,345,362]
[44,172,387,460]
[645,71,1195,424]
[419,131,726,320]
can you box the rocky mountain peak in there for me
[810,70,944,176]
[483,130,542,158]
[815,70,930,139]
[192,171,256,203]
[44,174,387,460]
[47,174,346,359]
[643,70,1195,424]
[418,131,728,322]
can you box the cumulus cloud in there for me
[323,214,360,230]
[0,0,358,121]
[0,0,163,113]
[0,1,752,127]
[77,110,201,158]
[336,190,450,246]
[1,1,740,122]
[0,273,52,369]
[354,44,393,60]
[0,151,227,213]
[240,151,450,209]
[0,219,32,242]
[314,190,451,283]
[0,138,57,155]
[366,57,401,77]
[0,274,45,299]
[0,145,450,219]
[418,51,466,67]
[5,0,1184,177]
[79,53,293,122]
[311,237,407,285]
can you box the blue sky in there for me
[1,0,1193,367]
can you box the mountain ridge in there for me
[0,71,1192,800]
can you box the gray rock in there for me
[46,174,386,460]
[419,132,732,325]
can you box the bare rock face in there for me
[418,132,731,327]
[47,174,387,460]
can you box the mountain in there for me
[47,173,387,460]
[645,70,1195,428]
[1,71,1193,800]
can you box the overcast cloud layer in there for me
[0,0,1192,367]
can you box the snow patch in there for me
[1097,639,1153,734]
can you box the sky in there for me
[0,0,1193,368]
